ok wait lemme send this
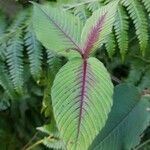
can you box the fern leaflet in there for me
[123,0,148,55]
[114,5,129,60]
[6,30,24,94]
[24,20,43,80]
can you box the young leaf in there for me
[51,57,113,150]
[89,84,150,150]
[81,0,118,58]
[32,2,83,55]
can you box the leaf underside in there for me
[52,57,113,150]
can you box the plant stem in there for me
[21,132,39,150]
[24,139,44,150]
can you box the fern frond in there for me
[142,0,150,13]
[9,9,29,31]
[0,12,7,36]
[87,2,101,12]
[24,20,43,81]
[105,32,116,59]
[0,12,7,61]
[74,5,87,23]
[114,5,129,60]
[6,30,24,94]
[123,0,148,55]
[0,38,7,61]
[0,62,16,99]
[47,50,62,75]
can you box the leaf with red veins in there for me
[52,57,113,150]
[83,14,107,58]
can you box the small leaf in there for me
[81,0,119,57]
[32,2,83,55]
[52,57,113,150]
[89,84,150,150]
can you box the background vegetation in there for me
[0,0,150,149]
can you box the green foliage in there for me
[6,30,24,94]
[114,5,129,59]
[51,57,113,149]
[32,3,83,55]
[122,0,148,55]
[90,84,150,150]
[81,1,118,54]
[105,32,116,58]
[24,19,43,80]
[0,0,150,150]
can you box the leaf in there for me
[114,5,129,60]
[6,30,24,94]
[43,137,65,150]
[105,32,116,59]
[0,12,7,61]
[24,21,43,80]
[47,51,63,75]
[87,2,102,12]
[81,1,118,57]
[32,2,83,55]
[142,0,150,14]
[122,0,148,55]
[0,62,15,99]
[74,5,87,23]
[89,84,150,150]
[8,9,29,31]
[51,57,113,150]
[0,12,7,36]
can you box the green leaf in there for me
[114,5,129,60]
[32,2,83,55]
[24,21,43,80]
[122,0,148,55]
[87,1,102,12]
[105,32,116,59]
[8,9,29,31]
[74,5,87,23]
[0,12,7,36]
[43,137,65,150]
[80,0,118,55]
[89,84,150,150]
[0,62,16,99]
[142,0,150,14]
[0,12,7,61]
[6,30,24,94]
[51,57,113,150]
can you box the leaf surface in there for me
[81,1,118,57]
[51,57,113,150]
[32,3,83,55]
[89,84,150,150]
